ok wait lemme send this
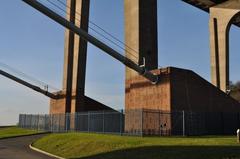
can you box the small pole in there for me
[103,111,105,133]
[141,109,144,137]
[158,111,161,136]
[88,111,90,133]
[30,114,32,129]
[58,114,61,132]
[37,114,40,131]
[65,113,68,132]
[51,114,53,132]
[182,110,185,136]
[237,129,240,143]
[120,109,123,135]
[45,114,47,131]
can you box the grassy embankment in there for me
[0,126,39,139]
[33,133,240,159]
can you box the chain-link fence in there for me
[19,110,124,134]
[19,109,240,136]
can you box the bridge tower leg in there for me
[124,0,158,109]
[63,0,90,113]
[50,0,90,114]
[209,0,240,92]
[124,0,159,134]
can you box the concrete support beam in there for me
[62,0,76,113]
[62,0,90,112]
[124,0,158,80]
[72,0,90,112]
[124,0,158,110]
[209,0,240,92]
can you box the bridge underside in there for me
[182,0,227,12]
[182,0,240,26]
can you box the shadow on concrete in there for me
[73,145,240,159]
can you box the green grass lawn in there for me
[0,126,39,139]
[33,133,240,159]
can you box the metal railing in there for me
[19,110,124,134]
[19,109,240,136]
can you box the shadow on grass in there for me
[73,146,240,159]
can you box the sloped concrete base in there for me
[125,67,240,135]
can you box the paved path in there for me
[0,134,55,159]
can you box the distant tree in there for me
[236,81,240,89]
[229,81,240,102]
[229,81,240,91]
[229,81,235,90]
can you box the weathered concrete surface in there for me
[125,68,171,111]
[125,67,240,134]
[182,0,224,12]
[182,1,240,92]
[50,93,113,114]
[62,0,90,113]
[209,0,240,92]
[124,0,158,80]
[124,0,158,114]
[126,67,240,112]
[0,134,53,159]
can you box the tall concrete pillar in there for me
[124,0,158,80]
[124,0,158,110]
[62,0,90,112]
[209,0,240,92]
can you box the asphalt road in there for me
[0,134,55,159]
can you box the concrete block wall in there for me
[125,67,240,135]
[125,68,171,111]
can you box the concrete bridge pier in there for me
[124,0,158,109]
[50,0,90,114]
[209,0,240,92]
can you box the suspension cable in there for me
[43,0,139,63]
[0,61,60,92]
[55,0,140,58]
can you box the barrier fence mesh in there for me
[19,109,240,136]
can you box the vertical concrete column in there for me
[209,1,240,92]
[72,0,90,112]
[63,0,76,113]
[62,0,90,112]
[124,0,158,81]
[124,0,158,110]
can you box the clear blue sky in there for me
[0,0,240,125]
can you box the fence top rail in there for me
[19,108,240,117]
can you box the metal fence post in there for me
[37,114,40,131]
[88,111,90,132]
[141,109,144,137]
[51,114,53,132]
[18,114,21,127]
[30,114,32,129]
[182,110,185,136]
[103,111,105,133]
[24,114,26,128]
[120,109,123,135]
[65,113,68,132]
[58,114,61,132]
[44,114,47,131]
[158,111,161,136]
